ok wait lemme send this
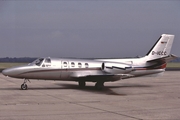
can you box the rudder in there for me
[146,34,175,61]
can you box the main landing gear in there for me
[21,79,30,90]
[95,82,104,90]
[78,81,86,88]
[78,81,104,90]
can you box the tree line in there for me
[0,57,37,63]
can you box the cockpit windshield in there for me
[30,58,44,66]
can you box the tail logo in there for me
[161,41,167,44]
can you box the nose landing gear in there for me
[21,79,30,90]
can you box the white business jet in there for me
[2,34,177,90]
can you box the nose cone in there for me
[2,66,23,78]
[2,68,15,77]
[2,65,32,78]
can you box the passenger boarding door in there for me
[60,61,69,79]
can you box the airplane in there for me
[2,34,177,90]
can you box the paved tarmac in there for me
[0,71,180,120]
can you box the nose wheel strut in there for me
[21,79,30,90]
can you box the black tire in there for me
[95,82,104,90]
[78,81,86,88]
[21,84,28,90]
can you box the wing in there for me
[70,71,133,82]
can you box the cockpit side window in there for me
[45,58,51,63]
[34,58,44,66]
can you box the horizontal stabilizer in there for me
[147,54,178,63]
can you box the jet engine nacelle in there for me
[101,62,134,74]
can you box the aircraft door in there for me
[60,61,69,79]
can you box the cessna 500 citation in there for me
[2,34,177,90]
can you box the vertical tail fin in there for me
[146,34,175,61]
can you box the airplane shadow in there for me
[0,83,151,96]
[54,83,152,96]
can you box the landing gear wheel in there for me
[21,84,28,90]
[21,79,30,90]
[95,82,104,90]
[78,81,86,88]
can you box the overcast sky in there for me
[0,1,179,58]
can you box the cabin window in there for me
[63,62,67,67]
[71,62,75,67]
[85,63,89,68]
[45,58,51,63]
[78,63,82,68]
